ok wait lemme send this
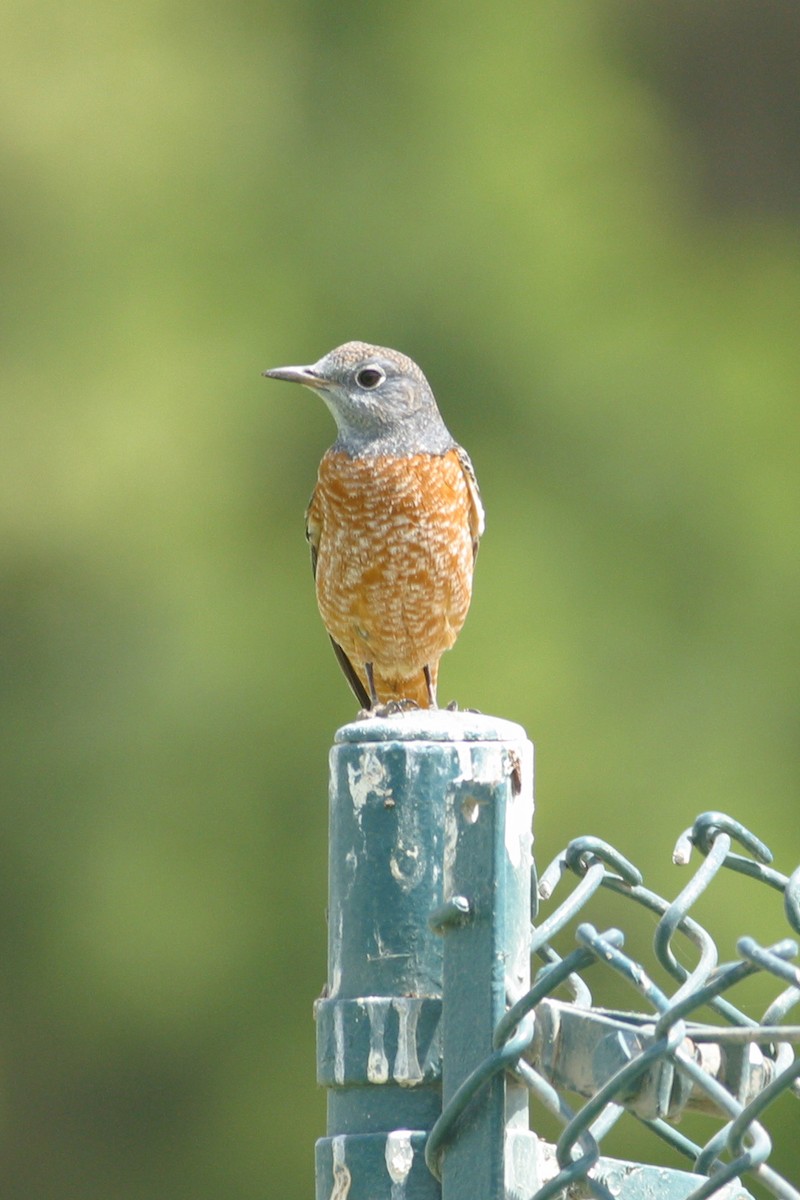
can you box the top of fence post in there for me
[315,708,535,1200]
[333,709,529,744]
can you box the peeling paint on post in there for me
[314,710,534,1200]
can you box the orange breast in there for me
[307,449,476,689]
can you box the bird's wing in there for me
[305,486,371,709]
[455,446,485,560]
[328,640,371,709]
[305,486,323,580]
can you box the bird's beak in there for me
[262,365,331,389]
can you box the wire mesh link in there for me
[429,810,800,1199]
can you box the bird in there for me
[263,341,484,710]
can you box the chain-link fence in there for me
[315,713,799,1200]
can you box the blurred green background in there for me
[2,1,799,1195]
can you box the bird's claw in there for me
[355,698,422,720]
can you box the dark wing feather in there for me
[455,446,485,561]
[306,488,371,709]
[327,636,371,708]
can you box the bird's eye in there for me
[355,366,385,390]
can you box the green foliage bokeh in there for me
[1,2,798,1195]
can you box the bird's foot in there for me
[355,699,422,720]
[376,698,422,717]
[445,700,482,714]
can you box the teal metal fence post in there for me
[432,719,538,1198]
[314,710,536,1199]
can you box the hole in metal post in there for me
[462,794,481,824]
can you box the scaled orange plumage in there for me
[306,448,482,707]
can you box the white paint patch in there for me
[333,1002,346,1086]
[388,793,425,891]
[329,907,344,999]
[504,749,533,870]
[385,1130,414,1197]
[443,788,458,899]
[361,998,390,1084]
[347,750,392,822]
[504,792,524,869]
[454,743,505,786]
[454,743,475,784]
[389,844,421,886]
[330,1135,351,1199]
[393,997,423,1086]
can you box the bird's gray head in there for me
[264,341,455,457]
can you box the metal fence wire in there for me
[314,713,800,1200]
[427,813,800,1200]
